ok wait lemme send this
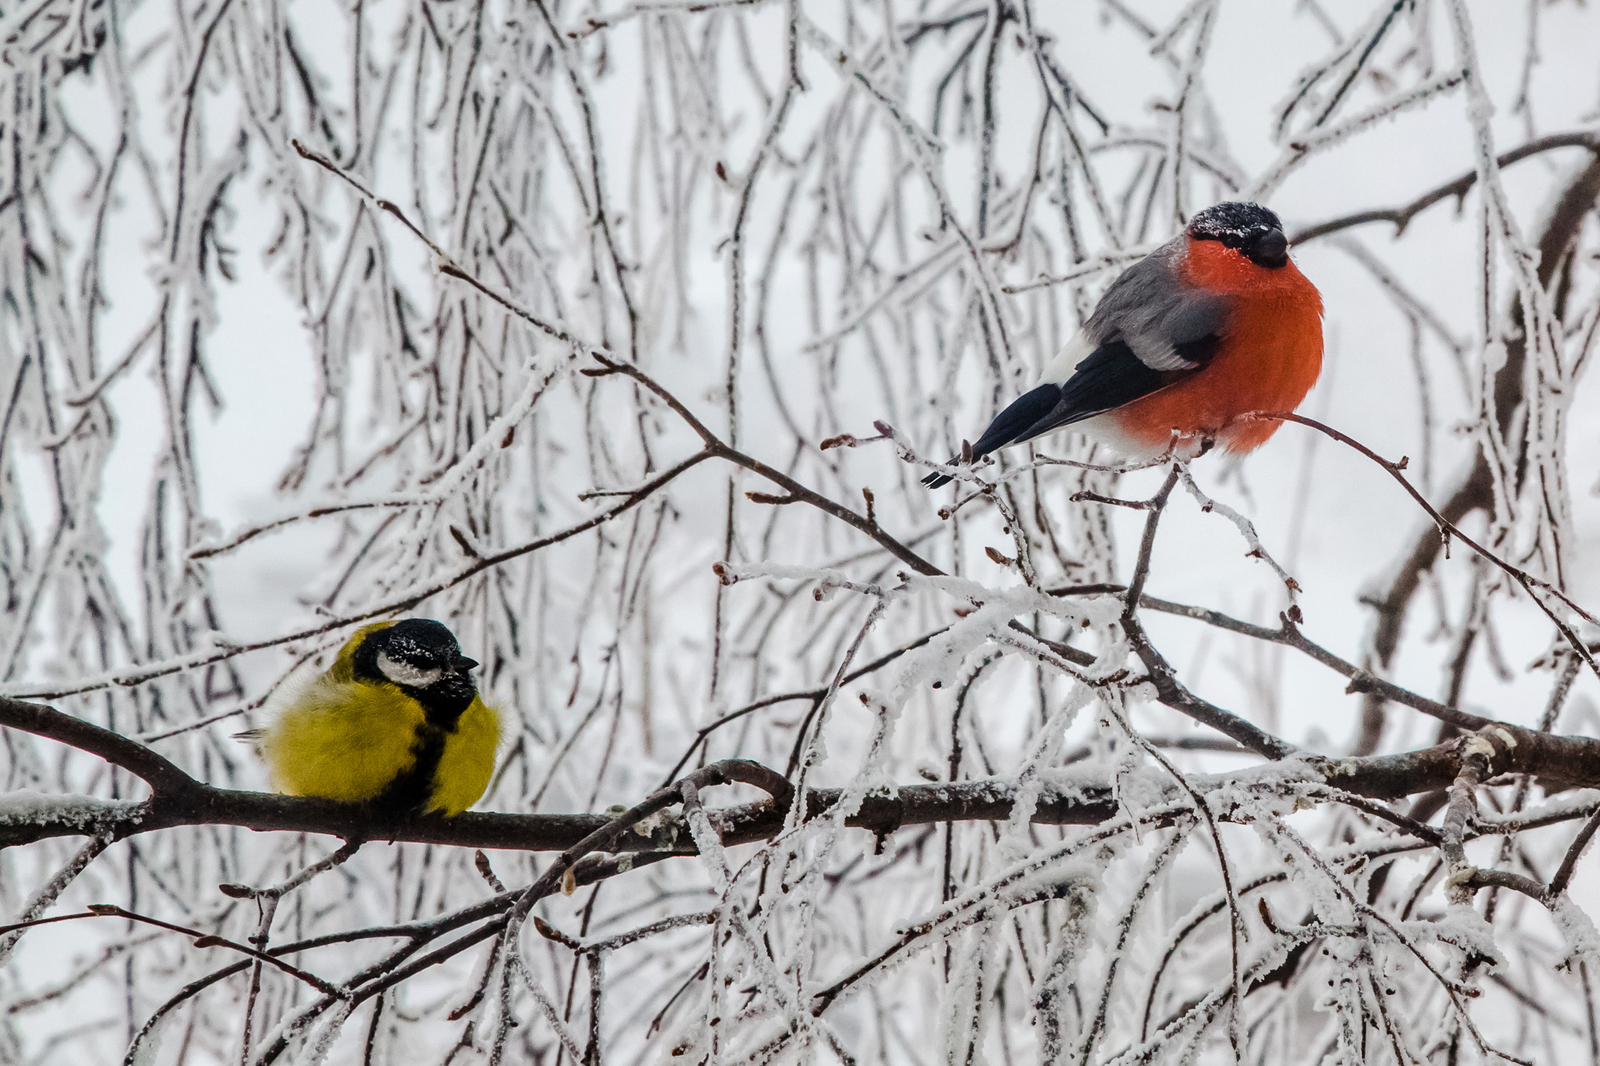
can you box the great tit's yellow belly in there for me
[262,678,501,815]
[431,697,500,815]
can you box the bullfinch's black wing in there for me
[923,244,1232,487]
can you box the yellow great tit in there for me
[244,619,502,816]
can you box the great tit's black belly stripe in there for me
[373,693,470,815]
[375,741,441,813]
[374,720,450,815]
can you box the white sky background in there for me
[3,0,1600,1062]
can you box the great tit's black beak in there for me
[455,655,479,672]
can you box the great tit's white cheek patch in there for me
[377,652,443,689]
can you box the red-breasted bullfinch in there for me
[924,202,1323,487]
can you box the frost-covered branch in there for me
[5,2,1600,1062]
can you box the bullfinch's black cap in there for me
[1187,201,1289,268]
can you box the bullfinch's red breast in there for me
[924,202,1323,487]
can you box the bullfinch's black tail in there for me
[922,384,1064,488]
[921,463,962,490]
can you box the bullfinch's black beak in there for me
[1252,228,1288,268]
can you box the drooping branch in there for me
[585,354,943,576]
[5,448,717,701]
[1104,465,1299,760]
[1337,149,1600,750]
[1252,412,1599,682]
[1289,130,1600,245]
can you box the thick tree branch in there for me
[0,695,200,798]
[6,698,1599,852]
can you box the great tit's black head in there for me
[1187,201,1289,269]
[354,618,480,718]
